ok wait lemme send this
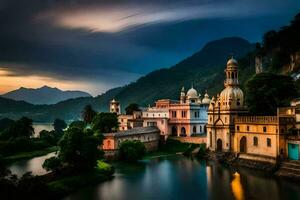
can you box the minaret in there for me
[224,57,239,87]
[110,99,121,115]
[180,87,186,104]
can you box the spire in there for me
[225,57,239,87]
[181,86,185,92]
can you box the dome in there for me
[227,57,238,66]
[186,87,198,99]
[202,92,211,104]
[219,86,244,107]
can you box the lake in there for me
[8,152,56,177]
[8,154,300,200]
[64,156,300,200]
[33,123,53,137]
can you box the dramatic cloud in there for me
[0,0,299,95]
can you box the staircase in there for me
[275,160,300,180]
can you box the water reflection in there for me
[231,172,244,200]
[33,123,53,137]
[8,152,56,177]
[7,154,300,200]
[63,156,300,200]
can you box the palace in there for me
[207,57,299,163]
[110,87,210,140]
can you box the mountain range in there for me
[1,86,91,105]
[0,37,256,122]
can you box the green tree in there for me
[119,140,146,162]
[56,127,103,170]
[82,105,97,124]
[39,130,56,145]
[53,119,67,133]
[125,103,140,115]
[42,157,62,172]
[245,73,297,115]
[92,113,118,133]
[0,118,14,133]
[1,117,34,139]
[69,120,86,130]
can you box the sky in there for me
[0,0,299,96]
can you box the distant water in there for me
[8,152,56,177]
[33,123,53,137]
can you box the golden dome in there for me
[227,57,238,66]
[219,86,244,107]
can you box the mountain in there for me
[0,37,255,122]
[1,86,92,105]
[113,37,255,106]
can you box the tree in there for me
[125,103,140,115]
[53,119,67,133]
[245,73,297,115]
[1,117,34,139]
[42,157,62,172]
[39,130,57,145]
[56,127,103,170]
[0,118,14,133]
[119,140,146,162]
[69,120,86,130]
[82,105,97,124]
[92,113,118,133]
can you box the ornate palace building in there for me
[110,87,211,140]
[207,57,298,163]
[207,57,247,151]
[142,87,211,139]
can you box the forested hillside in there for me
[0,13,299,122]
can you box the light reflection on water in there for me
[231,172,244,200]
[64,156,300,200]
[8,152,56,177]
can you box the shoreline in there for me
[4,146,58,164]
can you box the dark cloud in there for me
[0,0,299,94]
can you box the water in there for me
[8,154,300,200]
[8,152,56,177]
[33,123,53,137]
[64,156,300,200]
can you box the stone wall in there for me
[170,136,206,144]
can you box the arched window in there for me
[253,137,258,146]
[267,138,271,147]
[193,126,197,133]
[180,127,186,137]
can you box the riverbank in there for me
[42,160,115,199]
[4,146,58,164]
[143,139,200,159]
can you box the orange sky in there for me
[0,68,95,95]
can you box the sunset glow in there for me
[0,68,95,95]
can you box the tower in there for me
[206,57,247,152]
[110,99,121,115]
[180,87,186,104]
[255,56,263,74]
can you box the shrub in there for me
[43,157,62,172]
[119,140,146,162]
[96,160,115,175]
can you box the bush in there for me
[119,140,146,162]
[43,157,62,172]
[96,160,115,175]
[196,143,207,158]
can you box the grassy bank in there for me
[47,160,114,199]
[4,146,58,164]
[144,139,199,159]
